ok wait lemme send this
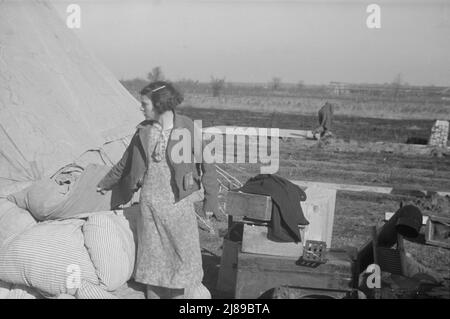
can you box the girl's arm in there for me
[97,133,136,191]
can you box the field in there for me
[120,83,450,298]
[182,92,450,120]
[178,105,450,298]
[121,79,450,120]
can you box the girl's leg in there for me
[146,285,163,299]
[166,288,184,299]
[146,285,184,299]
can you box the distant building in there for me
[330,82,350,95]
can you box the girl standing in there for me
[97,81,219,298]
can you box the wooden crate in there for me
[235,250,355,299]
[225,191,272,220]
[425,215,450,249]
[241,223,304,258]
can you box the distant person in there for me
[313,102,334,139]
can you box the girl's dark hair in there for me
[140,81,184,114]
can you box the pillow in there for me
[0,219,99,298]
[0,280,12,299]
[8,164,119,221]
[0,199,36,247]
[83,212,135,291]
[7,284,43,299]
[7,179,66,221]
[0,181,33,199]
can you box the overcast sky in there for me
[51,0,450,86]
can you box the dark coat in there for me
[98,112,219,216]
[318,102,333,132]
[238,174,309,243]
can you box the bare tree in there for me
[210,76,226,97]
[270,77,282,90]
[147,66,164,82]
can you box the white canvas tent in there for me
[0,0,142,191]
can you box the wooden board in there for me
[235,250,354,299]
[203,126,312,139]
[225,191,272,220]
[241,224,304,258]
[292,180,450,197]
[272,286,351,299]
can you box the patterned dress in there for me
[134,123,203,289]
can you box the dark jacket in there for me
[318,102,333,132]
[98,112,219,216]
[238,174,308,243]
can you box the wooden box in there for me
[225,191,272,220]
[235,250,355,299]
[425,215,450,249]
[241,223,304,258]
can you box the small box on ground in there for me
[425,215,450,249]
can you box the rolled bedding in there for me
[7,164,120,221]
[0,211,136,299]
[83,212,136,291]
[0,199,36,248]
[0,219,102,298]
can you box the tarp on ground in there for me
[0,0,142,190]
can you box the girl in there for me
[97,81,219,298]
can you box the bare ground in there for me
[176,107,450,298]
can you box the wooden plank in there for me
[203,126,312,139]
[237,250,353,274]
[293,180,392,194]
[272,286,350,299]
[241,224,304,258]
[292,180,450,197]
[225,191,272,220]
